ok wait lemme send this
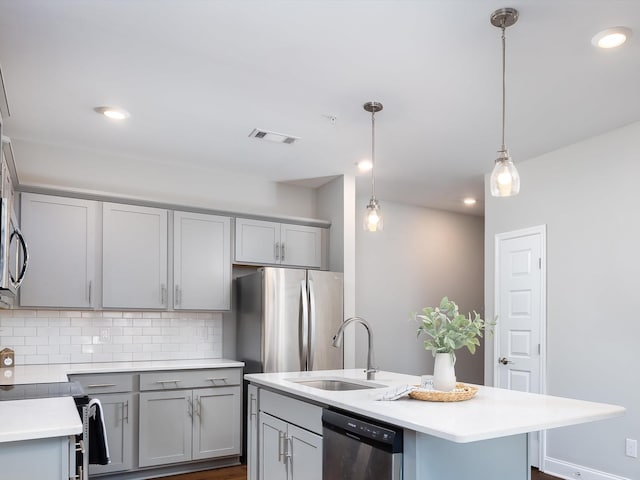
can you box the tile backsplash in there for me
[0,309,223,365]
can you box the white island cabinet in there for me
[0,397,82,480]
[245,369,625,480]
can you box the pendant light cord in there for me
[501,24,507,152]
[371,109,376,198]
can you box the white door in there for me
[103,203,168,308]
[279,224,322,268]
[288,423,322,480]
[20,193,97,308]
[495,225,546,467]
[235,218,281,264]
[259,412,288,480]
[174,211,231,310]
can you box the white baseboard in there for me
[543,456,630,480]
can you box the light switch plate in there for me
[626,438,637,458]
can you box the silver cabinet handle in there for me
[88,280,92,305]
[250,393,257,418]
[274,242,280,261]
[187,397,193,418]
[155,380,181,384]
[498,356,514,365]
[195,397,201,418]
[206,377,228,384]
[161,283,167,305]
[123,400,129,424]
[281,243,285,261]
[87,383,117,388]
[284,436,292,463]
[278,431,286,463]
[175,285,180,306]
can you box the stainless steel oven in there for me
[322,408,403,480]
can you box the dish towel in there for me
[88,398,111,465]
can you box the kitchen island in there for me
[245,369,625,480]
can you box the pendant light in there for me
[363,101,384,232]
[490,8,520,197]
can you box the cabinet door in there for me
[235,218,281,264]
[89,393,136,475]
[174,211,231,310]
[259,412,288,480]
[288,423,322,480]
[20,193,97,307]
[280,224,322,268]
[139,390,192,467]
[103,203,168,308]
[193,386,241,460]
[247,384,259,480]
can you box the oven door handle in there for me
[9,227,29,288]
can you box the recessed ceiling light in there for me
[94,106,130,120]
[591,27,632,49]
[463,198,477,206]
[248,128,299,144]
[357,159,373,171]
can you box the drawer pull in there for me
[206,377,228,383]
[155,380,181,384]
[87,383,117,388]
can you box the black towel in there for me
[88,398,111,465]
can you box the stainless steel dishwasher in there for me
[322,408,403,480]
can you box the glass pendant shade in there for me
[490,150,520,196]
[364,198,383,232]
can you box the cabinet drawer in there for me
[72,373,135,394]
[260,389,323,435]
[139,368,241,391]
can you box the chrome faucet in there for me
[332,316,377,380]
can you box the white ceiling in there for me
[1,0,639,215]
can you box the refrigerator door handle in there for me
[300,280,309,370]
[308,278,317,370]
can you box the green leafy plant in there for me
[414,297,494,361]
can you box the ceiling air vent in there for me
[249,128,299,145]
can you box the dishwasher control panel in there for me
[322,408,402,451]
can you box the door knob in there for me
[498,356,514,365]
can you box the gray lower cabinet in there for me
[0,436,75,480]
[259,412,322,480]
[139,384,241,468]
[247,384,259,480]
[256,388,323,480]
[89,393,136,475]
[70,373,137,475]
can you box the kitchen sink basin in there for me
[287,377,385,391]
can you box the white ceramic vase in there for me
[433,352,456,391]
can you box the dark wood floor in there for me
[161,465,557,479]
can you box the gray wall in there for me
[484,121,640,479]
[355,198,484,381]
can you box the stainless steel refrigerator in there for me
[237,267,344,374]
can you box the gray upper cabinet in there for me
[173,211,231,310]
[235,218,322,268]
[20,193,97,308]
[102,203,168,309]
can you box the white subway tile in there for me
[49,354,71,364]
[71,318,91,328]
[37,327,59,337]
[49,318,71,327]
[143,344,162,352]
[123,327,142,336]
[92,353,114,362]
[161,344,181,352]
[37,345,59,355]
[152,319,171,327]
[59,311,82,318]
[142,311,162,318]
[123,312,143,319]
[122,344,143,353]
[25,336,49,346]
[102,344,123,353]
[81,311,103,318]
[37,310,60,317]
[71,353,93,363]
[82,344,100,354]
[112,319,131,327]
[59,327,82,336]
[15,309,37,317]
[24,354,48,364]
[15,345,37,355]
[132,352,152,361]
[27,318,50,327]
[143,327,162,336]
[132,336,149,344]
[71,336,92,345]
[2,336,25,346]
[112,352,133,362]
[133,319,152,327]
[49,336,71,345]
[59,345,82,354]
[1,318,24,327]
[102,311,123,318]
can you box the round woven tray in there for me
[408,382,478,402]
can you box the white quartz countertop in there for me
[0,358,244,385]
[245,369,625,443]
[0,396,82,443]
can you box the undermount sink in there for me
[286,377,385,391]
